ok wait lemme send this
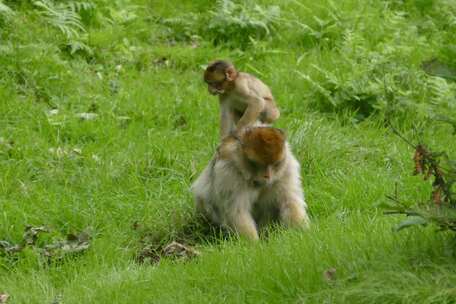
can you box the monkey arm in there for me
[279,196,309,228]
[220,101,236,138]
[275,166,309,228]
[226,195,259,240]
[231,211,259,240]
[210,161,259,240]
[262,97,280,123]
[235,96,265,132]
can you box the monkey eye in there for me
[247,159,260,170]
[206,80,224,87]
[273,159,284,168]
[205,74,227,86]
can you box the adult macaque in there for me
[191,126,309,240]
[203,60,280,138]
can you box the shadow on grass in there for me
[134,214,231,264]
[133,211,299,264]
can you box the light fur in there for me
[191,128,309,240]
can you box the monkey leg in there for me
[261,104,280,124]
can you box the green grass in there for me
[0,0,456,303]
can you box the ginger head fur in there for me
[241,127,285,166]
[217,127,287,187]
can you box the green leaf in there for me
[0,1,14,16]
[375,201,399,210]
[422,59,456,81]
[395,216,428,231]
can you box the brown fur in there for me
[204,60,235,76]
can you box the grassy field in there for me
[1,0,456,303]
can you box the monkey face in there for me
[204,61,238,96]
[204,70,229,95]
[240,127,286,187]
[245,157,285,187]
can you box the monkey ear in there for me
[225,66,237,81]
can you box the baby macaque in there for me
[191,126,309,240]
[203,60,280,139]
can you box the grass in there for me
[0,0,456,303]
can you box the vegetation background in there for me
[0,0,455,303]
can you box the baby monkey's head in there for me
[204,60,238,95]
[240,127,286,187]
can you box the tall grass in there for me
[0,0,455,303]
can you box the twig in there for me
[383,210,422,216]
[386,121,416,148]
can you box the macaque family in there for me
[191,60,309,240]
[203,60,280,138]
[191,126,309,240]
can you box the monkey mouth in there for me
[253,177,275,188]
[252,180,271,188]
[208,88,224,95]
